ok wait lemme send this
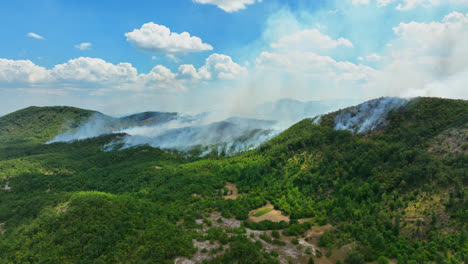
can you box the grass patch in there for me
[253,208,273,217]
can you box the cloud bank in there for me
[0,54,245,92]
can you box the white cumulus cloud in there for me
[177,53,247,80]
[391,12,468,78]
[0,54,246,93]
[75,42,92,50]
[27,32,45,40]
[125,22,213,54]
[374,12,468,98]
[199,53,248,80]
[0,59,51,85]
[51,57,138,85]
[193,0,262,12]
[178,64,201,80]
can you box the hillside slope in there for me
[0,97,466,264]
[0,106,96,144]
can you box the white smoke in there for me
[334,97,410,133]
[46,114,115,143]
[109,117,279,155]
[47,98,355,155]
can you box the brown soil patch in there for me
[306,225,335,238]
[298,218,314,224]
[248,202,290,223]
[223,182,238,200]
[0,223,5,235]
[325,243,355,264]
[154,165,162,169]
[304,224,336,247]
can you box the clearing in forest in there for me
[253,208,272,217]
[223,182,238,199]
[248,202,290,223]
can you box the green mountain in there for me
[0,106,96,145]
[0,106,181,146]
[0,97,466,264]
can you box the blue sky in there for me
[1,0,468,116]
[1,0,275,71]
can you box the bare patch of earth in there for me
[179,211,351,264]
[196,212,242,232]
[248,202,290,223]
[305,225,335,242]
[298,218,314,223]
[223,182,238,200]
[324,243,355,264]
[245,228,347,264]
[174,240,223,264]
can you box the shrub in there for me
[377,256,389,264]
[291,238,299,245]
[272,230,280,239]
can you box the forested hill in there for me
[0,106,96,144]
[0,106,179,146]
[0,97,467,264]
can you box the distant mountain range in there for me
[0,98,362,154]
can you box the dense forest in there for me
[0,97,466,263]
